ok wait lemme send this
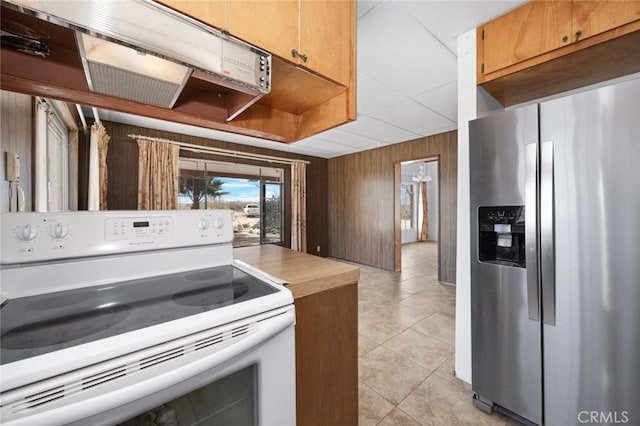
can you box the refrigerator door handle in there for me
[525,143,540,321]
[540,140,556,325]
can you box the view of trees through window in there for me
[400,183,414,231]
[178,159,284,247]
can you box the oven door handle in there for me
[2,308,295,426]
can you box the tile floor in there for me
[353,241,515,425]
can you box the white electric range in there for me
[0,210,296,425]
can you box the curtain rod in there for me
[128,134,310,165]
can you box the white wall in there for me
[454,28,475,385]
[454,29,503,384]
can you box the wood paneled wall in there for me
[328,131,457,283]
[0,91,32,213]
[101,120,328,256]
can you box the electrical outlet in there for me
[6,152,20,182]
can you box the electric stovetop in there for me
[0,265,277,365]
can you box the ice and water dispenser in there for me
[478,206,525,268]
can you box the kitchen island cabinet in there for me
[234,245,359,426]
[477,0,640,106]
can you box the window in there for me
[35,99,68,211]
[178,158,284,247]
[400,183,414,231]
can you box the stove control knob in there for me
[50,223,69,239]
[198,218,210,231]
[213,218,224,229]
[18,224,38,241]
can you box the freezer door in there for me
[469,104,542,425]
[540,77,640,426]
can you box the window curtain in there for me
[137,139,180,210]
[291,162,307,252]
[419,180,429,241]
[67,129,79,211]
[88,124,110,210]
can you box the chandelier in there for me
[412,165,432,183]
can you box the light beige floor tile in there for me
[412,311,455,346]
[359,382,395,426]
[433,355,456,383]
[398,292,455,316]
[363,302,431,328]
[377,408,423,426]
[359,346,430,405]
[396,276,437,294]
[383,328,453,373]
[359,312,407,345]
[398,374,509,426]
[359,333,378,357]
[351,242,516,426]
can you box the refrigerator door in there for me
[540,77,640,426]
[469,104,542,425]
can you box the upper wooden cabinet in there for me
[225,1,299,68]
[161,0,353,86]
[298,0,353,86]
[477,0,640,106]
[573,1,640,40]
[480,1,572,75]
[479,0,640,77]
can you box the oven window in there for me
[119,365,257,425]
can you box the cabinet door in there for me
[158,0,225,30]
[226,0,298,62]
[299,0,354,86]
[572,1,640,42]
[480,0,572,75]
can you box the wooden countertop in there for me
[234,245,359,299]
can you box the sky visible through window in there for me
[218,177,260,202]
[178,177,279,204]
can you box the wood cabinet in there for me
[165,0,354,87]
[225,1,298,68]
[572,1,640,40]
[294,282,358,426]
[0,1,356,144]
[298,0,353,86]
[159,0,357,140]
[478,0,640,106]
[480,0,572,76]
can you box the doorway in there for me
[395,158,440,274]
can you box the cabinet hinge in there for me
[481,63,485,74]
[481,29,485,40]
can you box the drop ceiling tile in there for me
[312,127,380,149]
[413,81,458,122]
[401,1,526,54]
[368,99,454,135]
[340,115,420,144]
[357,2,457,97]
[416,123,458,138]
[357,72,407,115]
[292,138,357,157]
[357,0,382,19]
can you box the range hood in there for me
[2,0,271,120]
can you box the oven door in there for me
[0,306,295,426]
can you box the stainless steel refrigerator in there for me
[469,76,640,426]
